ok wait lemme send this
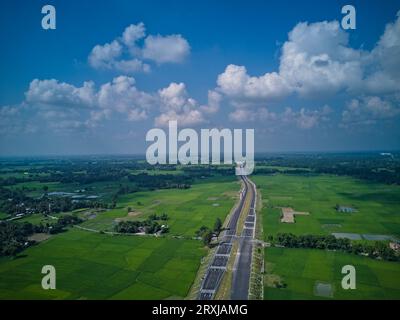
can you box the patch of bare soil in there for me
[280,207,309,223]
[128,211,142,217]
[28,233,51,243]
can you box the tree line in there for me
[269,233,399,261]
[114,214,169,235]
[0,216,82,256]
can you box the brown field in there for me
[280,207,309,223]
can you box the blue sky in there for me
[0,0,399,155]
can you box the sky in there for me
[0,0,399,156]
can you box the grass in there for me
[252,174,400,239]
[0,176,240,300]
[80,177,239,236]
[254,172,400,300]
[0,212,9,220]
[264,247,400,300]
[0,229,206,300]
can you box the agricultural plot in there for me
[252,174,400,239]
[80,178,239,236]
[0,229,205,299]
[264,247,400,300]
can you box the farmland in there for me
[264,247,400,300]
[254,172,400,299]
[0,229,205,299]
[79,177,239,236]
[1,154,400,300]
[253,174,400,239]
[0,158,239,299]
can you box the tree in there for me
[160,212,169,220]
[202,230,213,247]
[213,218,222,233]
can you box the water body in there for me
[332,233,397,241]
[332,233,362,240]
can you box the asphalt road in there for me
[198,176,249,300]
[198,175,257,300]
[231,176,256,300]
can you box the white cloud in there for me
[97,75,155,120]
[215,12,400,128]
[142,34,190,64]
[342,96,400,125]
[279,20,363,97]
[122,23,146,46]
[281,106,331,129]
[0,104,38,135]
[26,79,96,108]
[155,82,205,127]
[229,108,276,123]
[88,23,190,73]
[3,75,218,134]
[217,64,290,101]
[88,40,122,69]
[200,90,221,114]
[229,105,330,129]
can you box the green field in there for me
[0,176,239,300]
[254,173,400,300]
[264,247,400,300]
[253,174,400,239]
[79,177,239,236]
[0,229,205,299]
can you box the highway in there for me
[231,175,256,300]
[198,175,256,300]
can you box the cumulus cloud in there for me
[229,104,330,130]
[88,40,123,69]
[0,76,159,134]
[0,103,39,135]
[88,22,190,73]
[155,82,208,127]
[281,105,332,129]
[342,96,400,125]
[217,64,290,102]
[215,12,400,127]
[216,20,363,103]
[2,76,217,134]
[122,22,146,47]
[97,76,155,120]
[229,107,277,123]
[142,34,190,64]
[26,79,96,108]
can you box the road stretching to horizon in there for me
[231,175,257,299]
[198,175,257,300]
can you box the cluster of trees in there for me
[127,173,192,190]
[47,215,83,234]
[148,213,169,221]
[195,218,223,246]
[181,165,235,177]
[255,153,400,184]
[114,217,169,235]
[254,167,311,175]
[0,187,110,216]
[270,233,399,261]
[0,215,82,256]
[0,159,194,191]
[0,221,36,256]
